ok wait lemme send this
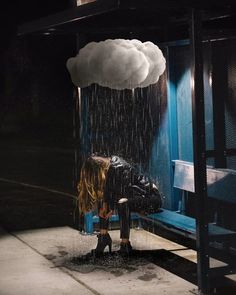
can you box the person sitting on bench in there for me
[78,154,162,255]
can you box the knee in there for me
[118,198,128,204]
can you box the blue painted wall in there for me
[148,111,174,209]
[171,45,193,162]
[203,43,214,152]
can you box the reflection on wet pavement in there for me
[64,249,197,284]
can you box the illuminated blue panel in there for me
[174,45,193,162]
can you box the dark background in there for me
[0,0,76,146]
[0,1,78,231]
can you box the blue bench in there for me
[143,160,236,240]
[84,211,140,234]
[142,209,236,240]
[84,160,236,240]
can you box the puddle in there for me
[44,254,57,260]
[56,246,66,251]
[137,272,157,281]
[58,250,68,257]
[62,248,197,284]
[63,250,155,276]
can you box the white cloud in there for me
[66,39,166,90]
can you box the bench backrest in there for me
[173,160,236,204]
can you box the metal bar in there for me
[190,8,210,294]
[119,0,181,10]
[159,28,236,49]
[119,0,236,10]
[17,0,236,37]
[206,148,236,158]
[226,149,236,156]
[212,41,227,168]
[17,0,120,36]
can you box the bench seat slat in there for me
[145,209,236,240]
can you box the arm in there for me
[98,202,113,219]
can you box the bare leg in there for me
[100,228,108,235]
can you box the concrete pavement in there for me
[0,227,95,295]
[0,226,198,295]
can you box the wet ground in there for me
[1,226,198,295]
[65,249,197,284]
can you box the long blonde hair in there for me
[77,156,110,214]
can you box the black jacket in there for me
[104,156,162,213]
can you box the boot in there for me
[119,241,132,255]
[94,233,112,255]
